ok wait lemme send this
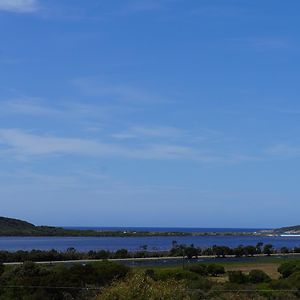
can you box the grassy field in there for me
[225,262,279,278]
[135,256,300,283]
[217,256,300,279]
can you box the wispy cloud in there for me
[0,0,39,13]
[0,98,61,116]
[0,128,216,162]
[266,144,300,157]
[112,125,184,140]
[72,78,169,104]
[0,98,133,127]
[0,129,118,157]
[0,169,109,191]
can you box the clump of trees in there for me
[0,243,299,264]
[228,269,271,284]
[170,242,296,259]
[187,263,225,276]
[0,261,129,300]
[1,259,300,299]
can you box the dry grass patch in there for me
[224,263,280,279]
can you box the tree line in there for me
[1,243,300,263]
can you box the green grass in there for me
[134,256,300,281]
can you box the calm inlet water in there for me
[0,228,300,252]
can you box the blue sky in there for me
[0,0,300,227]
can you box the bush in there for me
[278,261,300,278]
[93,261,130,284]
[228,271,248,284]
[155,269,199,281]
[0,261,130,300]
[0,263,5,276]
[187,263,225,277]
[187,264,208,276]
[284,271,300,288]
[206,264,225,276]
[98,272,191,300]
[114,249,129,259]
[248,270,271,283]
[188,276,213,292]
[144,269,155,279]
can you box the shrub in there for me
[248,270,271,283]
[228,271,248,284]
[278,261,300,278]
[114,249,129,259]
[144,269,155,279]
[93,261,130,284]
[284,271,300,287]
[187,264,208,276]
[0,263,4,276]
[188,276,213,292]
[98,272,191,300]
[206,264,225,276]
[155,269,199,281]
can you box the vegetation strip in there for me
[1,259,300,299]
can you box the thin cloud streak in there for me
[0,169,109,191]
[0,0,39,13]
[71,78,170,104]
[0,98,62,116]
[0,98,134,126]
[266,144,300,157]
[112,125,184,140]
[0,128,217,162]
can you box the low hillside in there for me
[273,225,300,234]
[0,216,114,236]
[0,216,65,236]
[0,216,36,235]
[0,216,190,237]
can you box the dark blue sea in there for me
[0,228,299,252]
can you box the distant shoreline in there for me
[0,231,284,237]
[1,216,299,237]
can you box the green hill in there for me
[0,216,190,237]
[0,216,36,235]
[0,216,67,236]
